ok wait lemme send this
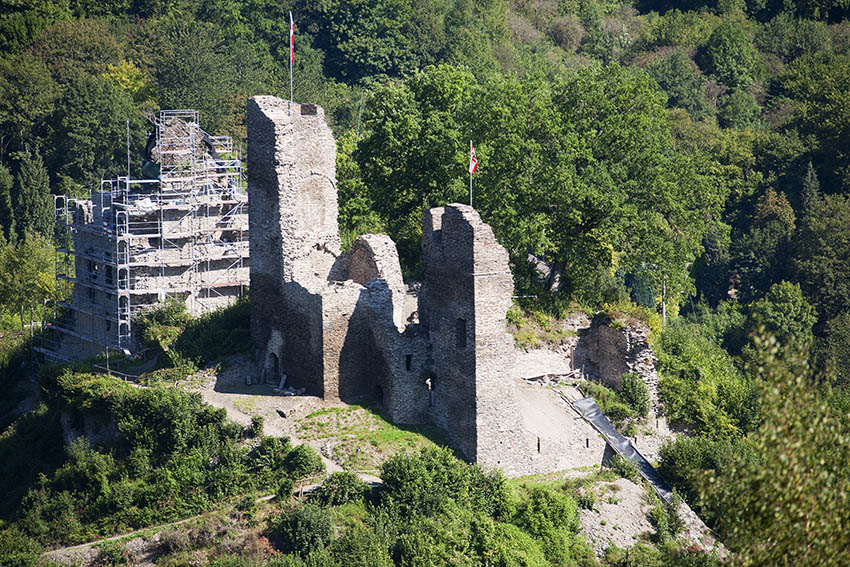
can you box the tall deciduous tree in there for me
[698,19,761,89]
[0,55,59,159]
[51,75,141,194]
[747,281,818,347]
[780,53,850,192]
[354,63,726,302]
[702,335,850,567]
[0,231,55,331]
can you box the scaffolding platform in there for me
[40,110,250,361]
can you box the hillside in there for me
[1,0,850,565]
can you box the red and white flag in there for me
[289,12,294,63]
[469,143,479,174]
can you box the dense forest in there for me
[1,0,850,566]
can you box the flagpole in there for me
[289,12,294,114]
[469,140,473,208]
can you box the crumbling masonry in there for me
[248,97,609,475]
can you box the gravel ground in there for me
[579,478,654,556]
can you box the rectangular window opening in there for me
[455,318,467,350]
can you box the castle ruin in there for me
[247,96,608,475]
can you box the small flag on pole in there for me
[469,141,478,207]
[289,12,294,108]
[290,12,295,63]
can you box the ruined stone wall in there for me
[420,205,541,472]
[575,314,660,409]
[247,97,341,396]
[420,206,478,460]
[348,235,406,331]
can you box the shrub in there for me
[512,487,580,565]
[313,472,369,506]
[656,322,757,437]
[269,504,333,555]
[578,380,634,422]
[330,525,392,567]
[0,527,41,567]
[284,445,325,480]
[606,454,639,483]
[236,494,258,519]
[93,540,132,567]
[621,372,650,417]
[379,447,514,521]
[575,489,596,510]
[277,477,295,501]
[133,298,191,352]
[649,492,684,544]
[249,416,264,438]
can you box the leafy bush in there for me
[283,444,325,480]
[329,525,392,567]
[606,454,639,483]
[0,526,41,567]
[512,487,580,565]
[658,435,754,523]
[656,321,758,437]
[313,472,369,506]
[649,492,684,545]
[249,416,264,438]
[133,298,191,352]
[172,296,251,365]
[6,371,275,546]
[379,447,514,521]
[269,504,334,555]
[621,372,650,417]
[578,380,635,422]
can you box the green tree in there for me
[824,312,850,385]
[747,281,817,347]
[0,56,59,159]
[12,146,53,241]
[755,13,832,62]
[645,49,715,121]
[269,504,334,556]
[698,19,761,89]
[0,0,71,54]
[731,188,796,303]
[0,162,15,242]
[29,18,124,87]
[779,53,850,191]
[717,89,762,129]
[801,160,821,213]
[794,192,850,324]
[701,335,850,567]
[693,223,731,306]
[51,75,142,194]
[134,18,271,138]
[0,231,55,331]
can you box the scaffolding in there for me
[36,110,249,362]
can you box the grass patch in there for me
[295,404,444,471]
[508,303,581,349]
